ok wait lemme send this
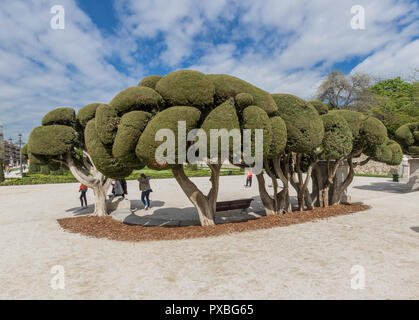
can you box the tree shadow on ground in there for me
[410,227,419,234]
[131,200,165,211]
[66,204,95,216]
[127,195,269,226]
[353,181,407,194]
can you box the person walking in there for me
[138,173,152,210]
[245,169,253,187]
[79,183,88,208]
[120,179,128,198]
[113,179,124,197]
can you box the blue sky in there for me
[0,0,418,142]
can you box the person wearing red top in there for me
[79,184,88,208]
[245,169,253,187]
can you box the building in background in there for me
[3,140,21,167]
[1,125,23,168]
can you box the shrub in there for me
[155,70,215,109]
[28,125,77,157]
[77,103,101,127]
[138,75,163,89]
[42,107,76,126]
[272,94,324,154]
[110,86,165,115]
[95,104,119,145]
[112,111,151,169]
[309,100,329,115]
[207,74,278,115]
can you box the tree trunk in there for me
[256,173,279,215]
[64,152,111,217]
[330,158,355,205]
[172,164,220,226]
[291,153,318,211]
[92,185,108,216]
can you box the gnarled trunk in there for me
[312,158,344,207]
[172,163,221,226]
[290,153,318,211]
[256,173,280,215]
[64,152,112,217]
[256,157,292,216]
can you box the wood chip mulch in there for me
[57,204,370,242]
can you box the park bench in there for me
[216,198,254,214]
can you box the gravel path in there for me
[0,175,418,299]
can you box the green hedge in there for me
[0,167,245,186]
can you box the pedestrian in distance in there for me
[245,169,253,187]
[79,183,88,208]
[138,173,152,210]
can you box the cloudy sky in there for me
[0,0,418,141]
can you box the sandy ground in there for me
[0,174,418,299]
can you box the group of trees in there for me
[25,70,402,226]
[315,71,419,139]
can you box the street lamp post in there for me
[18,134,23,178]
[8,138,13,168]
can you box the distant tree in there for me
[315,70,373,109]
[367,77,419,138]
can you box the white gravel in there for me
[0,175,418,299]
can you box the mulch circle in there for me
[57,204,370,242]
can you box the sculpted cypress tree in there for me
[395,123,419,156]
[84,70,280,226]
[27,106,118,216]
[271,94,324,211]
[326,110,402,204]
[311,113,353,207]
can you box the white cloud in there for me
[0,0,137,140]
[116,0,418,98]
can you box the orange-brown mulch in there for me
[57,204,370,242]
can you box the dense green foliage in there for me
[95,104,119,145]
[272,94,324,154]
[28,125,77,156]
[328,110,366,150]
[242,105,273,157]
[207,74,278,115]
[155,70,215,109]
[320,114,352,159]
[310,100,329,115]
[235,93,254,109]
[136,106,201,165]
[110,86,165,115]
[373,139,403,165]
[267,116,287,158]
[85,120,131,179]
[367,77,419,137]
[77,103,101,127]
[201,99,240,157]
[42,107,76,126]
[138,75,163,89]
[395,122,419,156]
[113,111,151,168]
